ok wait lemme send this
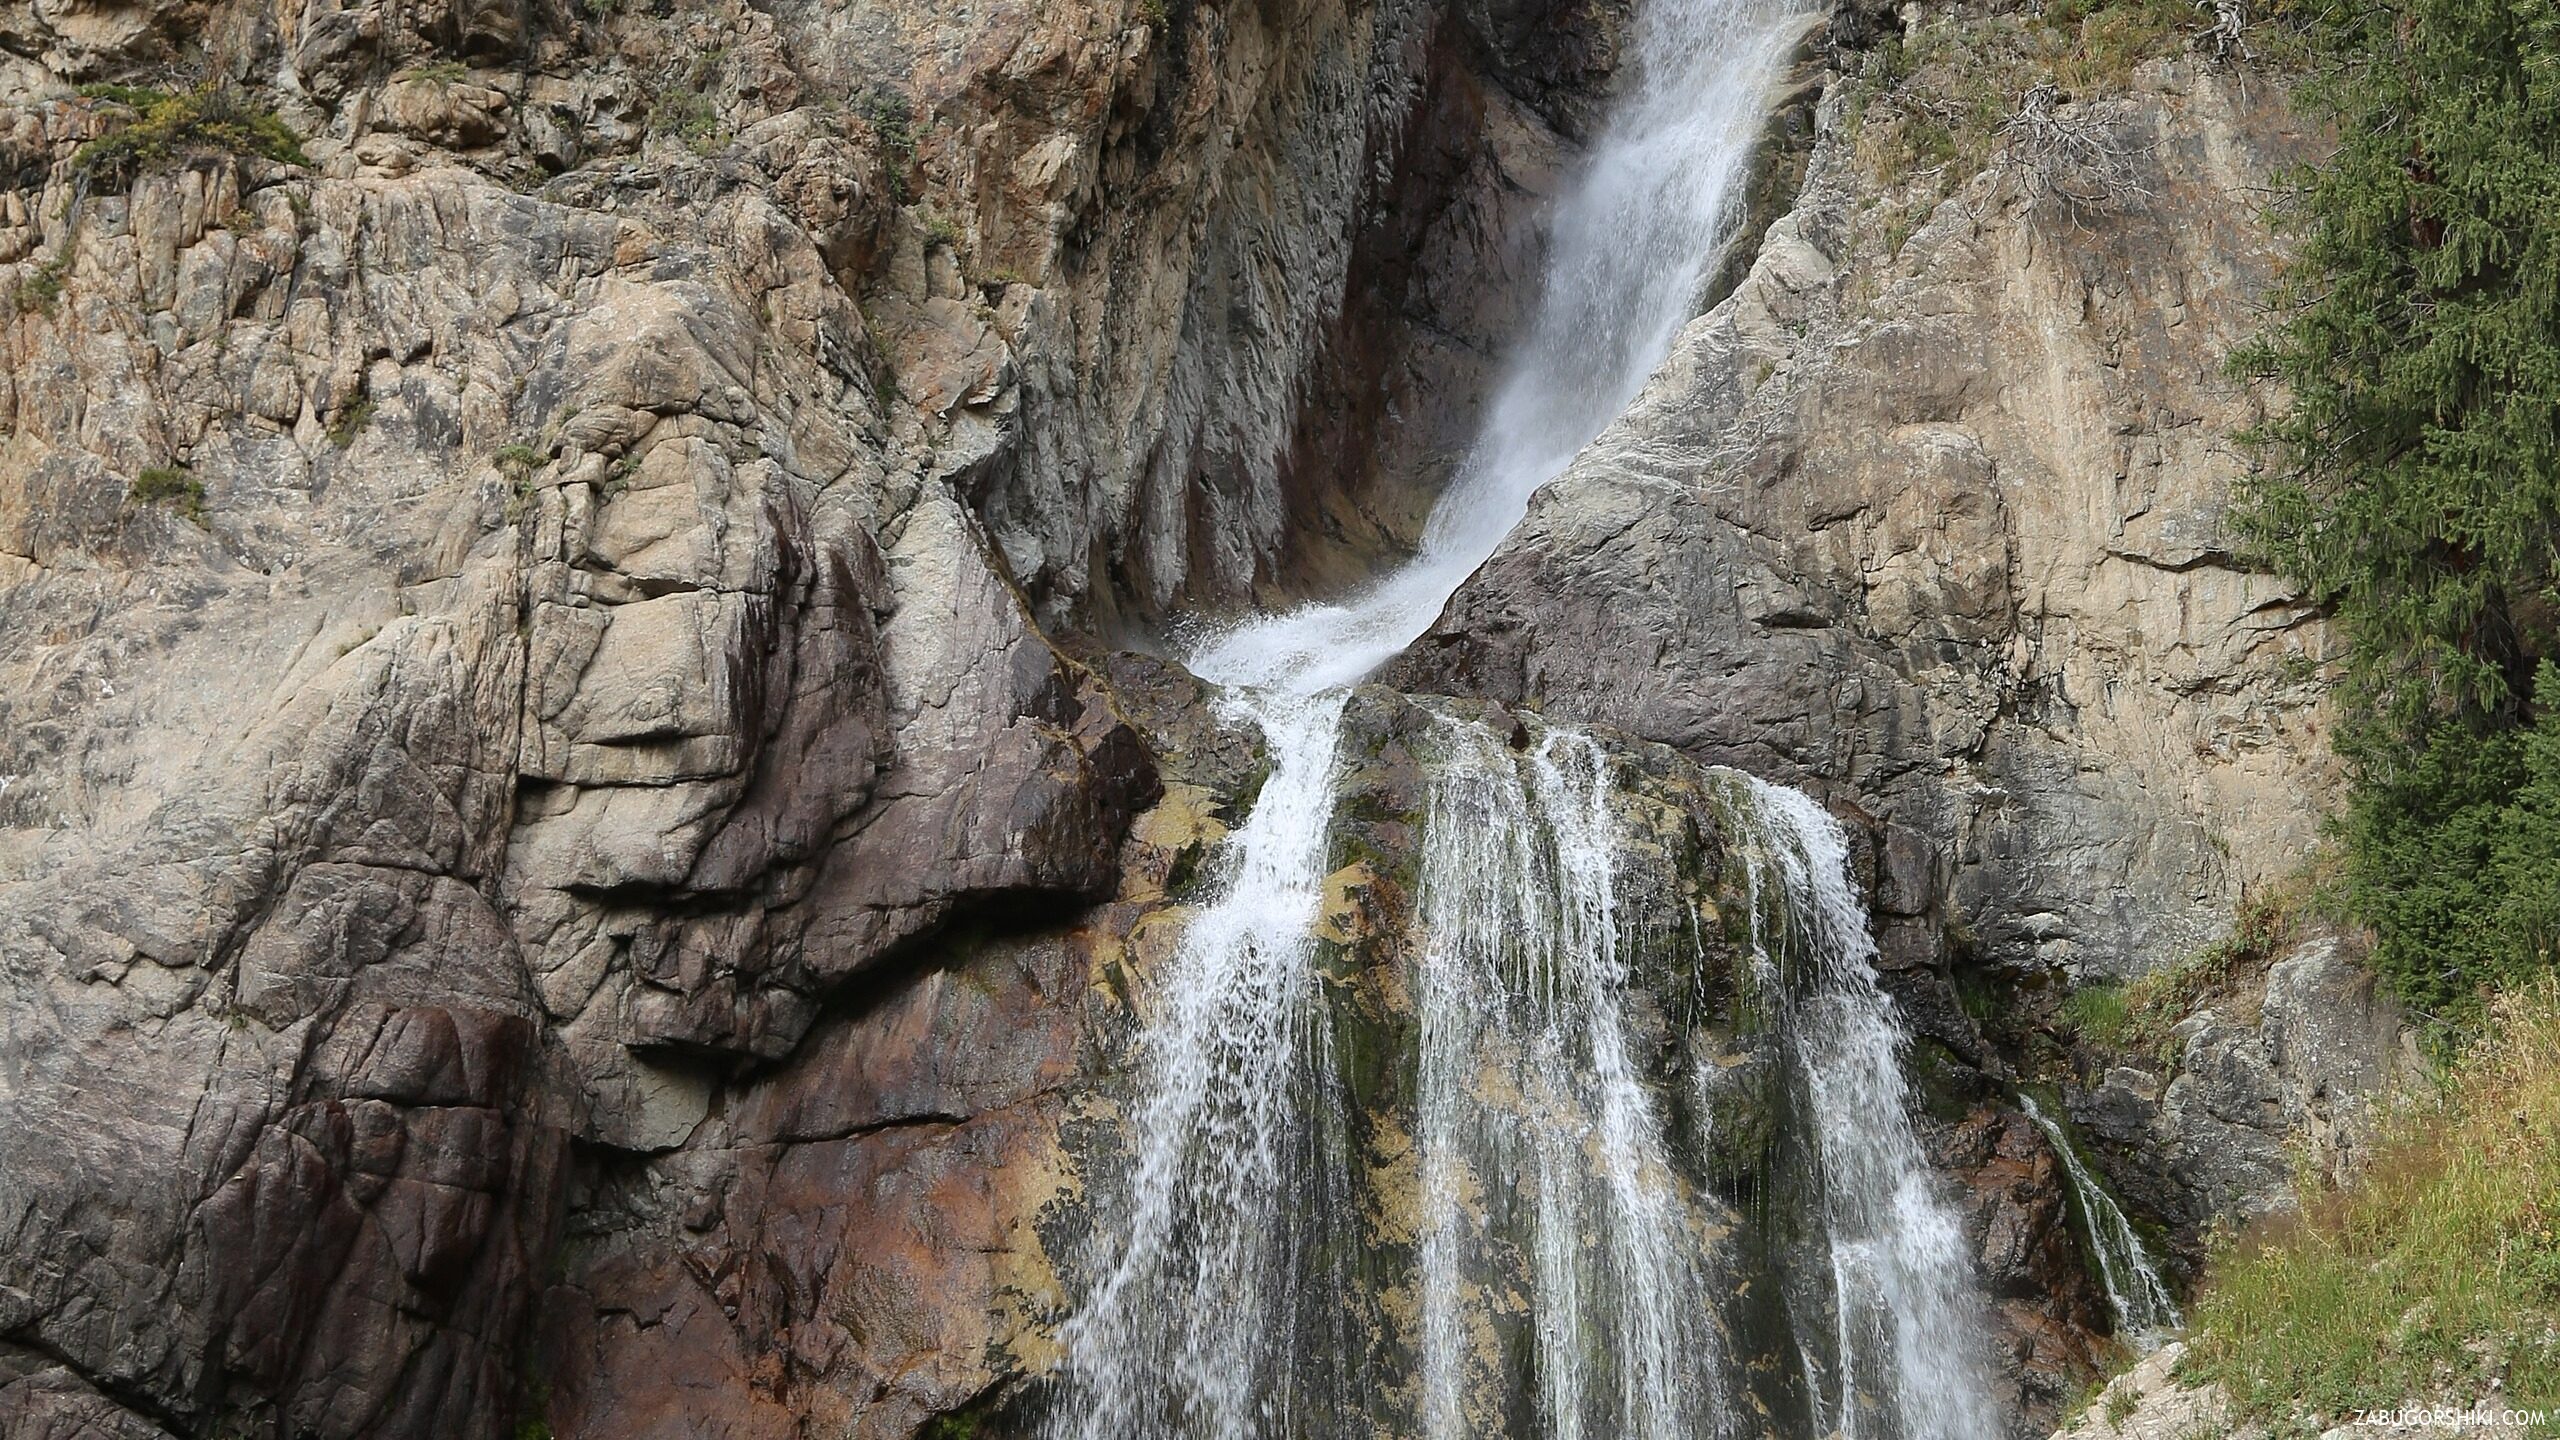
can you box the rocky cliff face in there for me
[0,0,2401,1437]
[1383,33,2416,1300]
[1392,54,2337,990]
[0,0,1640,1434]
[2075,926,2426,1272]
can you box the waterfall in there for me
[1725,780,2001,1440]
[1051,690,1362,1440]
[1046,0,2004,1433]
[1187,0,1810,697]
[1412,722,1725,1440]
[2019,1094,2183,1348]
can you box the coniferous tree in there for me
[2235,0,2560,1013]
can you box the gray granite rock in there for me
[1390,60,2339,988]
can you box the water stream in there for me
[1047,0,2007,1433]
[2021,1093,2183,1348]
[1410,722,1723,1440]
[1731,780,2001,1440]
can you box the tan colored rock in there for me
[2049,1342,2241,1440]
[1399,59,2338,985]
[373,76,510,149]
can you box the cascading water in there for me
[2020,1094,2183,1348]
[1725,781,2002,1440]
[1183,0,1813,699]
[1052,690,1365,1440]
[1046,0,2005,1433]
[1411,722,1724,1440]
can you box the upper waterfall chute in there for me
[1191,0,1808,697]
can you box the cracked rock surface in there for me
[0,0,2399,1435]
[0,0,1638,1433]
[1392,58,2339,987]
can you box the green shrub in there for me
[400,60,471,86]
[493,443,547,475]
[647,90,720,149]
[647,49,730,154]
[2058,982,2131,1046]
[856,86,918,197]
[11,254,67,315]
[129,465,205,520]
[72,85,310,190]
[857,87,915,164]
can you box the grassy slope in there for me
[2181,981,2560,1433]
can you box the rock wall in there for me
[1370,10,2416,1410]
[1391,53,2340,988]
[0,0,1628,1433]
[2075,928,2427,1265]
[0,0,2404,1436]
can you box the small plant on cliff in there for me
[646,89,721,151]
[398,60,472,87]
[2062,887,2306,1060]
[2230,0,2560,1020]
[11,253,67,315]
[855,85,919,198]
[326,397,376,448]
[647,49,731,154]
[74,82,172,109]
[495,442,548,522]
[493,442,547,476]
[72,84,310,190]
[857,87,915,160]
[2058,981,2132,1047]
[128,464,205,521]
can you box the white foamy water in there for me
[1412,723,1726,1440]
[1049,689,1356,1440]
[1050,0,2004,1434]
[2021,1093,2183,1348]
[1728,778,2000,1440]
